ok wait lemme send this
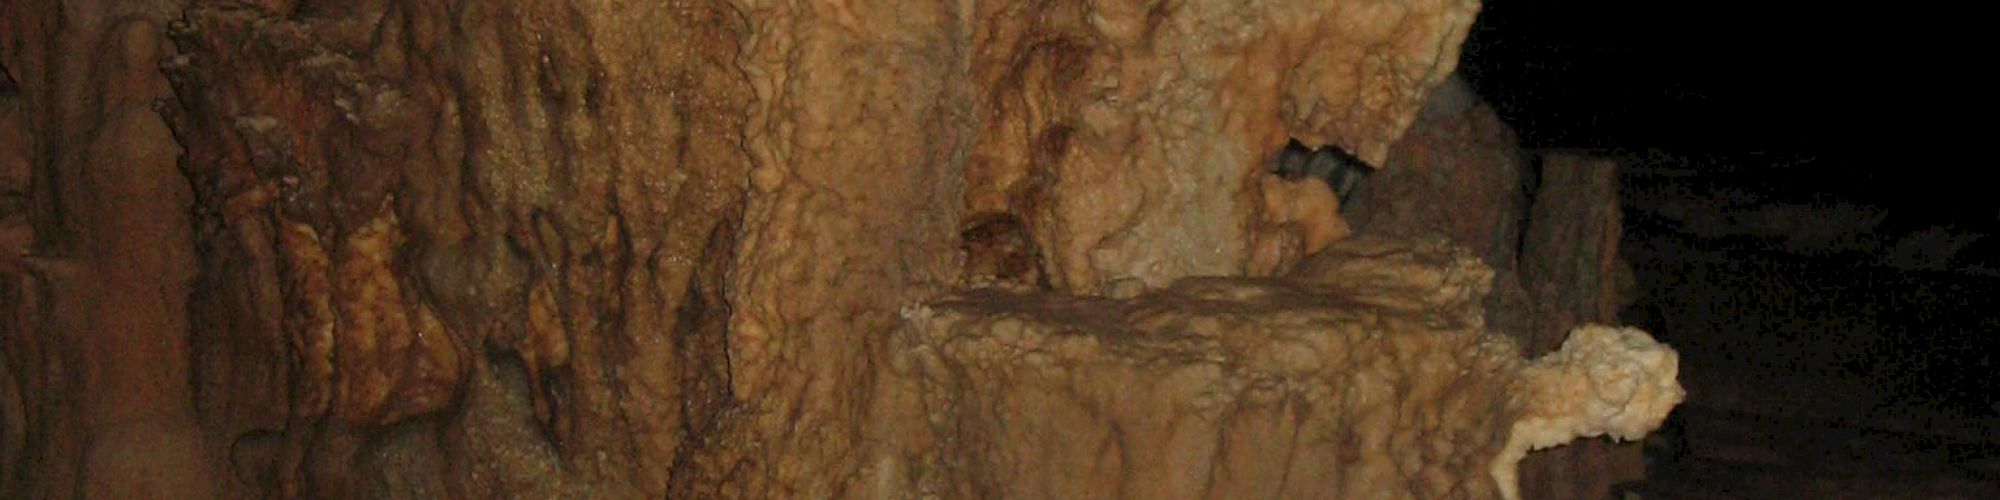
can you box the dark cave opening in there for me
[1268,139,1374,209]
[1462,1,2000,495]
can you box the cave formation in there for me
[3,0,1717,498]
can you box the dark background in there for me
[1456,2,1999,492]
[1460,0,1984,228]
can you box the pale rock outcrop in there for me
[880,239,1678,499]
[1496,325,1683,500]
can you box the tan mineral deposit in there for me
[0,0,1678,498]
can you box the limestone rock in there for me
[2,0,1684,498]
[1290,234,1495,324]
[1333,74,1646,500]
[1513,152,1637,499]
[883,275,1679,499]
[0,4,212,497]
[958,0,1483,294]
[161,2,750,496]
[1346,73,1529,271]
[713,0,1481,495]
[1497,325,1684,500]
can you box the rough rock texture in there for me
[1339,72,1545,345]
[2,0,1680,498]
[1343,75,1647,499]
[0,1,213,497]
[1518,153,1627,350]
[878,239,1679,499]
[954,0,1482,294]
[705,0,1484,496]
[1498,324,1681,500]
[159,2,751,497]
[1511,152,1640,499]
[1346,74,1526,272]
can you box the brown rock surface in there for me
[878,239,1678,499]
[1519,153,1627,349]
[960,0,1482,294]
[703,0,1483,495]
[1,1,212,497]
[1347,73,1527,271]
[888,280,1520,499]
[1512,152,1641,499]
[1336,71,1551,362]
[1,0,1682,498]
[1345,77,1649,499]
[160,2,750,496]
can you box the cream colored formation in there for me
[880,238,1679,499]
[1496,325,1684,500]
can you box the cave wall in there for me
[1344,75,1643,499]
[158,2,754,496]
[1,0,212,497]
[950,0,1478,293]
[0,0,1675,498]
[1346,74,1526,275]
[873,238,1680,499]
[717,1,1481,496]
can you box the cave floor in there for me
[1622,404,2000,499]
[1616,164,2000,499]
